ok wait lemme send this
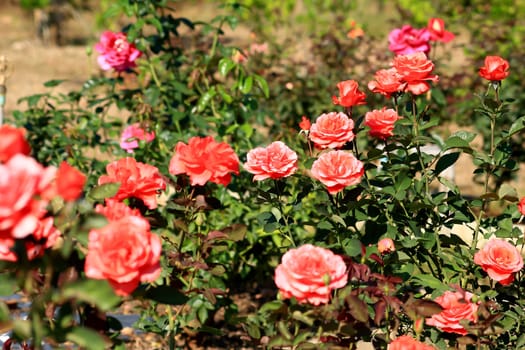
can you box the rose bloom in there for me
[331,80,367,108]
[364,107,402,140]
[299,116,311,131]
[274,244,347,305]
[84,214,161,296]
[427,18,455,43]
[378,238,395,254]
[310,151,364,194]
[392,52,439,95]
[95,31,142,72]
[309,112,355,149]
[478,55,510,81]
[98,157,166,209]
[169,136,239,187]
[518,197,525,216]
[426,290,478,335]
[244,141,298,181]
[367,68,405,98]
[0,155,48,239]
[388,336,436,350]
[388,25,431,55]
[0,124,31,163]
[120,123,155,153]
[474,238,523,285]
[55,162,86,201]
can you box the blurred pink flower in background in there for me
[120,123,155,153]
[95,31,142,72]
[388,25,431,55]
[427,18,455,43]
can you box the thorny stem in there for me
[274,180,295,247]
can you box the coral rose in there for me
[274,244,347,305]
[474,238,523,285]
[378,238,395,254]
[299,116,311,131]
[120,123,155,153]
[244,141,298,181]
[310,151,364,194]
[0,124,31,163]
[427,18,455,43]
[364,107,402,139]
[392,52,439,95]
[56,162,86,201]
[518,197,525,216]
[426,290,478,335]
[95,31,142,72]
[309,112,355,149]
[388,25,431,55]
[367,68,405,98]
[331,80,367,108]
[85,214,161,296]
[98,157,166,209]
[478,55,510,81]
[169,136,239,187]
[388,336,436,350]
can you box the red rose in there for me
[0,125,31,163]
[426,290,478,335]
[518,197,525,216]
[169,136,239,186]
[378,238,395,255]
[365,107,402,139]
[474,238,523,285]
[95,31,142,72]
[367,68,405,98]
[244,141,298,181]
[274,244,347,305]
[56,162,86,201]
[299,116,311,131]
[331,80,367,108]
[98,157,166,209]
[478,55,510,81]
[392,52,439,95]
[310,150,364,194]
[388,25,431,56]
[388,335,436,350]
[309,112,355,149]
[427,18,455,43]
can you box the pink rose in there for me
[378,238,395,254]
[388,25,431,56]
[95,31,142,72]
[120,123,155,153]
[426,290,478,335]
[244,141,298,181]
[309,112,355,149]
[274,244,347,305]
[331,80,367,108]
[85,214,161,296]
[388,335,436,350]
[392,52,439,95]
[518,197,525,216]
[364,107,402,139]
[367,68,405,98]
[474,239,523,285]
[310,150,364,194]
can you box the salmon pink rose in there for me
[474,239,523,285]
[0,125,31,163]
[518,197,525,216]
[479,55,510,81]
[309,112,355,149]
[55,162,86,201]
[331,80,367,108]
[426,290,478,335]
[388,25,431,55]
[244,141,298,181]
[84,214,161,296]
[367,68,405,98]
[169,136,239,186]
[95,31,142,72]
[365,107,402,139]
[392,52,439,95]
[274,244,347,305]
[310,151,364,194]
[98,157,166,209]
[388,336,436,350]
[120,123,155,153]
[299,116,311,131]
[427,18,455,43]
[378,238,395,255]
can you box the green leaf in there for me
[87,182,121,201]
[44,79,65,87]
[443,136,471,151]
[508,116,525,137]
[343,238,363,257]
[254,74,269,98]
[218,58,236,76]
[66,327,109,350]
[412,275,447,290]
[60,280,121,311]
[145,286,189,305]
[435,152,460,175]
[240,76,253,94]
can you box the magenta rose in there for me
[95,31,142,72]
[388,25,431,56]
